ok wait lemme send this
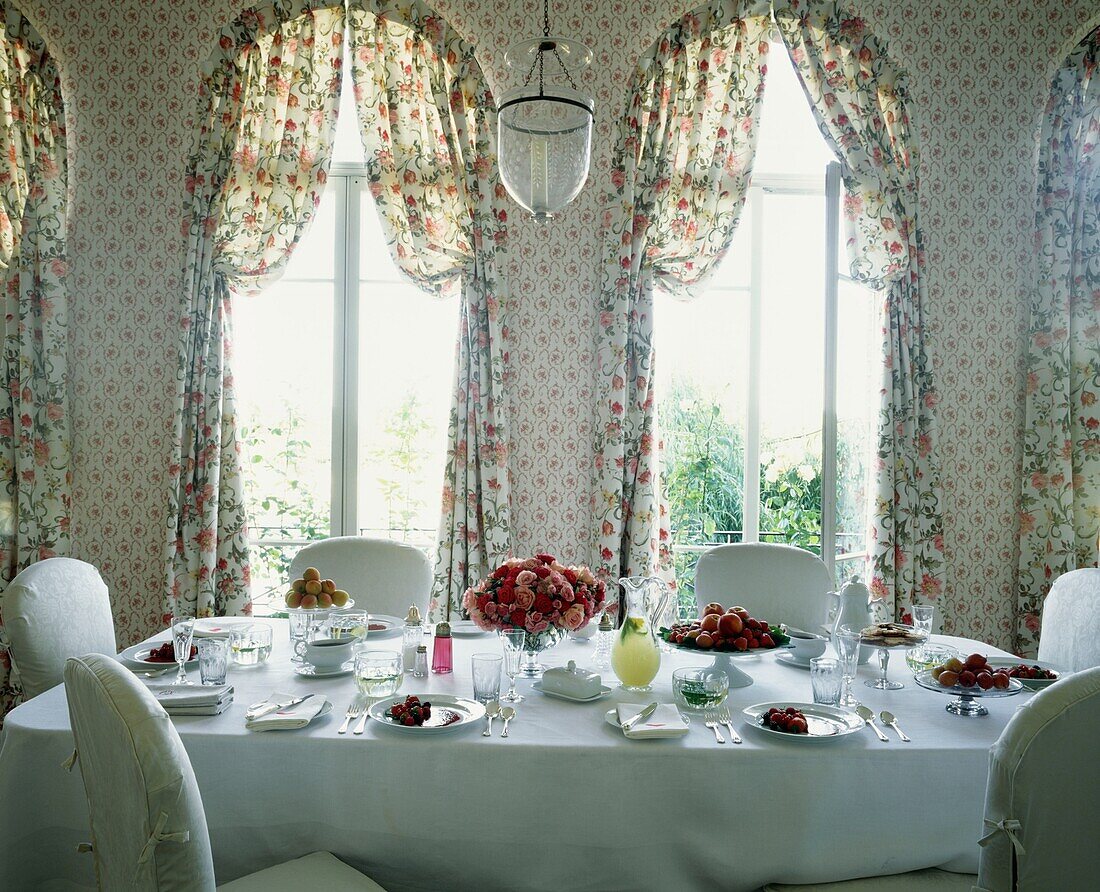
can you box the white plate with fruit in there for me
[368,694,485,734]
[742,702,864,742]
[914,653,1024,716]
[981,658,1062,691]
[121,641,198,668]
[661,602,790,654]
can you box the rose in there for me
[510,609,526,627]
[515,570,537,586]
[535,595,554,615]
[562,604,585,631]
[514,587,535,610]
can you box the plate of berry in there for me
[981,658,1062,691]
[368,694,485,734]
[121,640,198,667]
[742,702,864,741]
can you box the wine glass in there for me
[500,627,526,703]
[833,626,861,707]
[171,614,196,686]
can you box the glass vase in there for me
[520,628,564,677]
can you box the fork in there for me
[338,700,363,735]
[716,706,742,745]
[704,712,726,744]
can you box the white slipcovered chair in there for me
[694,543,833,633]
[62,653,386,891]
[289,536,432,618]
[0,557,116,699]
[1036,568,1100,672]
[763,667,1100,891]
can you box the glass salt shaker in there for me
[431,621,453,674]
[402,605,423,672]
[592,611,614,669]
[412,644,428,677]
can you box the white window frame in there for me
[672,160,865,582]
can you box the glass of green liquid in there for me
[354,650,403,699]
[672,667,729,712]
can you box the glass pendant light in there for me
[497,0,594,222]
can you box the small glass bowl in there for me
[229,623,274,666]
[906,643,959,674]
[672,667,729,712]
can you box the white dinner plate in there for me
[363,614,402,638]
[742,702,864,741]
[192,618,254,638]
[369,695,485,734]
[980,658,1064,691]
[774,652,812,670]
[532,682,612,703]
[294,661,354,679]
[120,641,197,668]
[449,620,491,638]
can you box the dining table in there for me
[0,620,1024,891]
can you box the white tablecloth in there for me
[0,624,1021,891]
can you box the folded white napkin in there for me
[153,684,234,716]
[245,691,328,732]
[616,703,689,739]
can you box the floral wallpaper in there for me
[17,0,1100,653]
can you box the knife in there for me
[621,702,659,732]
[248,693,315,720]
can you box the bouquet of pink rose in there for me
[462,553,607,637]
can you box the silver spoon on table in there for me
[483,700,501,737]
[500,706,516,738]
[855,704,889,742]
[879,710,910,742]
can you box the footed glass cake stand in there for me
[860,634,928,690]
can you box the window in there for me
[234,63,457,609]
[658,43,880,610]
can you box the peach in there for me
[700,613,720,633]
[292,579,306,594]
[317,592,333,608]
[938,670,959,687]
[332,590,349,607]
[684,628,701,641]
[696,632,715,649]
[702,602,725,617]
[943,657,964,674]
[305,580,322,596]
[717,613,743,638]
[321,579,336,594]
[300,594,319,609]
[303,567,321,582]
[285,591,302,608]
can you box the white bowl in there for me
[304,637,356,670]
[786,629,828,662]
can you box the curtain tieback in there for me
[61,748,78,771]
[979,817,1026,858]
[137,811,190,865]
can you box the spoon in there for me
[483,700,501,737]
[879,710,910,742]
[855,704,889,742]
[500,706,516,738]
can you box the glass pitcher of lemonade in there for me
[611,576,668,692]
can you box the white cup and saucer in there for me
[776,628,827,670]
[299,637,356,677]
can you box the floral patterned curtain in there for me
[592,0,771,584]
[1017,26,1099,656]
[167,0,344,618]
[348,0,511,620]
[0,6,70,722]
[775,0,945,623]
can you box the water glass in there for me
[833,627,861,708]
[171,614,195,685]
[229,624,273,666]
[500,628,526,703]
[354,650,403,699]
[471,653,503,704]
[672,667,729,712]
[912,604,935,636]
[288,610,321,664]
[810,657,843,706]
[197,638,229,686]
[329,610,369,653]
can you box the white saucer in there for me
[449,620,491,638]
[775,652,813,670]
[531,682,612,703]
[294,660,354,678]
